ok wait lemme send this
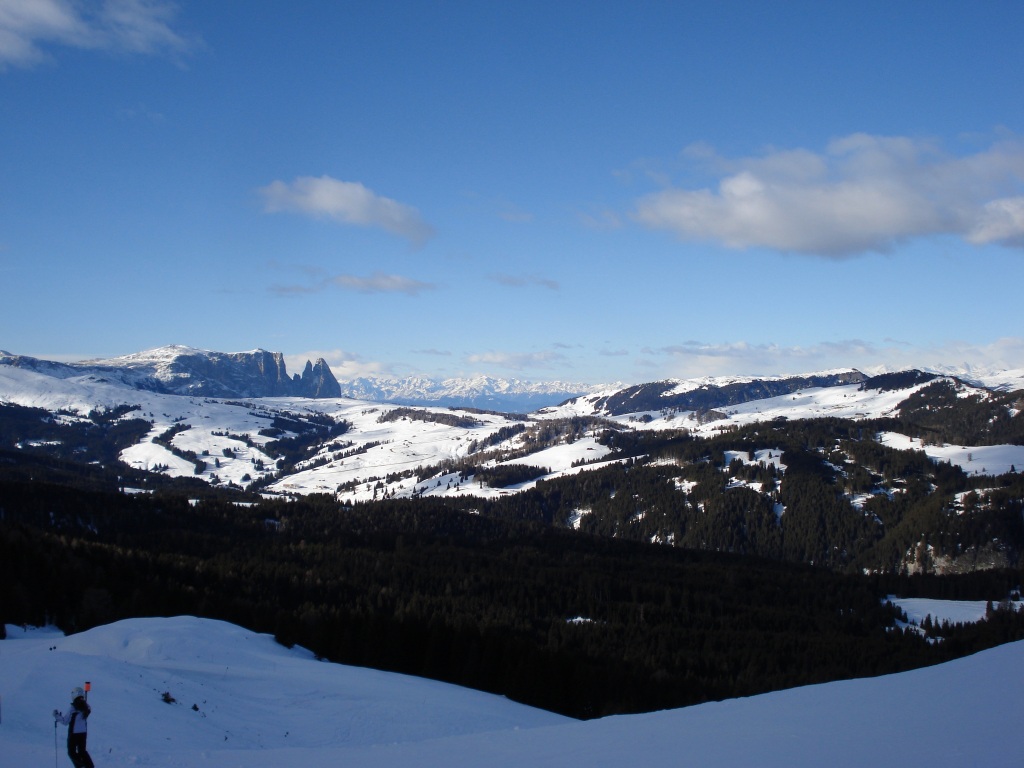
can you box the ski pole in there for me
[54,717,58,768]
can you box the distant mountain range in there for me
[3,345,1023,413]
[334,373,599,411]
[0,346,599,411]
[0,345,341,399]
[2,343,1024,575]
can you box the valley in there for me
[3,346,1024,717]
[2,346,1022,575]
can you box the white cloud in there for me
[969,197,1024,247]
[924,337,1024,375]
[632,134,1024,257]
[260,175,434,246]
[647,337,1024,379]
[648,340,821,378]
[0,0,91,66]
[0,0,190,68]
[284,349,386,380]
[465,349,567,372]
[101,0,185,54]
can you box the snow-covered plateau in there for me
[2,612,1021,768]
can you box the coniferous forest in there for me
[3,447,1024,719]
[3,375,1024,717]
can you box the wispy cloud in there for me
[647,340,815,377]
[497,202,533,223]
[488,273,559,290]
[117,101,165,123]
[330,272,434,295]
[577,208,623,231]
[259,175,434,246]
[970,197,1024,248]
[0,0,192,69]
[632,133,1024,257]
[412,348,452,357]
[272,270,436,297]
[465,349,567,372]
[645,337,1024,378]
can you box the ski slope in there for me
[1,614,1022,768]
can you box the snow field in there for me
[2,614,1023,768]
[1,617,568,767]
[879,432,1024,477]
[3,364,1023,505]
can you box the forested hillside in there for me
[3,366,1024,715]
[2,369,1023,577]
[475,416,1024,574]
[3,464,1024,717]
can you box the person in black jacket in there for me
[53,686,95,768]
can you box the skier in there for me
[53,686,95,768]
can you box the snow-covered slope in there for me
[2,350,1023,501]
[2,615,1021,768]
[926,365,1024,393]
[545,377,914,426]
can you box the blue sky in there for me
[2,1,1023,385]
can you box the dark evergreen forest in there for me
[3,461,1024,718]
[3,384,1024,717]
[471,416,1024,574]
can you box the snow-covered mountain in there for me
[556,369,868,417]
[0,345,342,399]
[2,346,1023,506]
[3,613,1022,767]
[548,367,1024,418]
[0,346,600,411]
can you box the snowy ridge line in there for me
[2,352,1023,502]
[2,616,1023,767]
